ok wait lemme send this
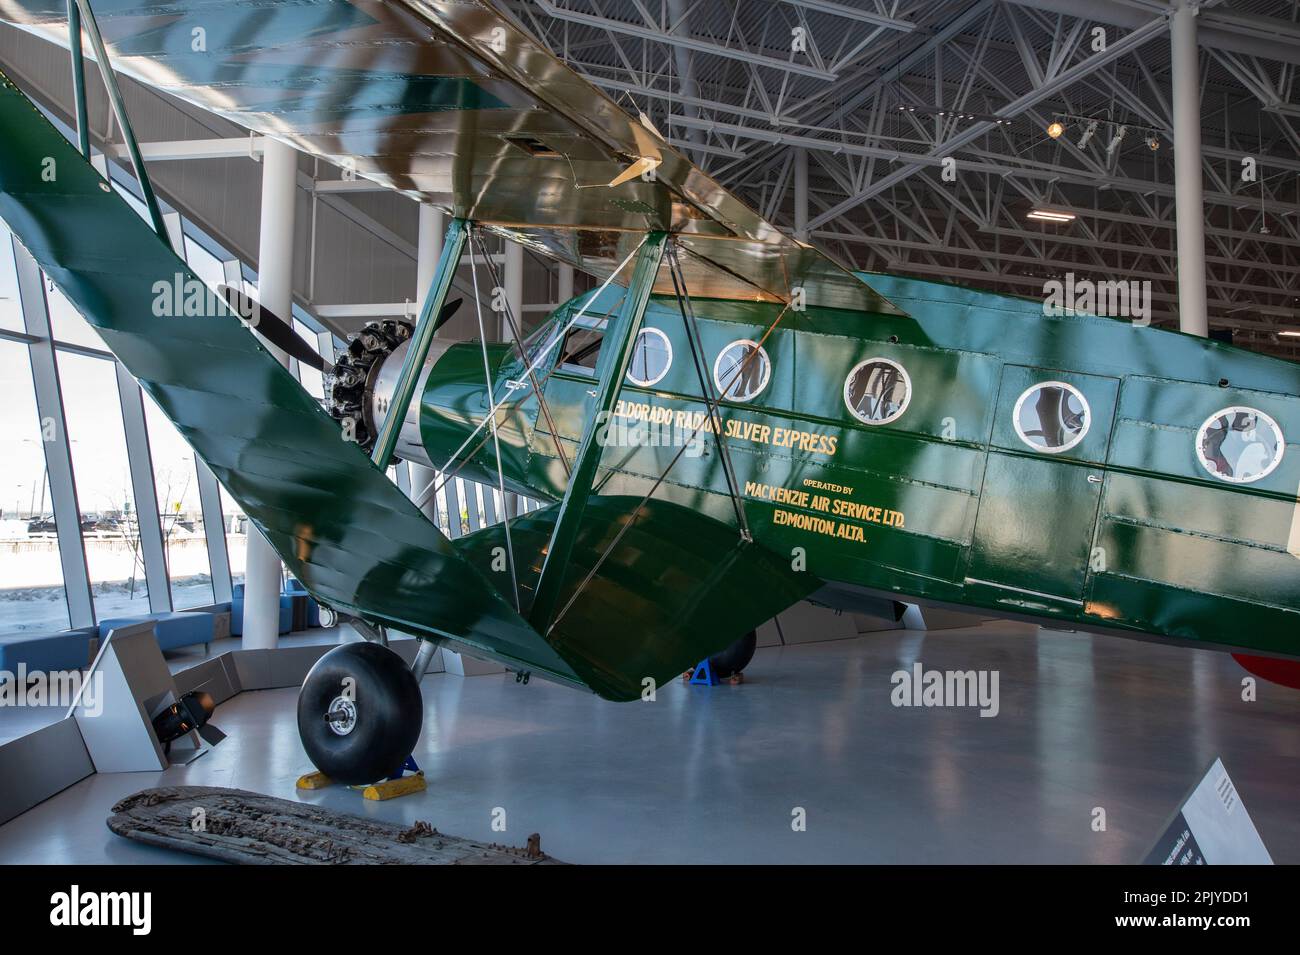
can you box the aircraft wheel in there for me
[708,630,757,678]
[297,642,422,785]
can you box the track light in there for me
[1146,135,1160,151]
[1077,120,1098,149]
[1107,125,1128,155]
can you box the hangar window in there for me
[627,327,672,387]
[1196,407,1285,484]
[1014,381,1090,453]
[713,339,770,402]
[844,357,911,425]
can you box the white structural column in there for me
[241,138,297,649]
[408,203,445,523]
[793,148,809,241]
[1171,2,1209,338]
[503,239,523,341]
[557,263,574,304]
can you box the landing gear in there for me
[708,630,757,679]
[297,642,423,785]
[683,630,757,685]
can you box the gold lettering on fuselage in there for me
[773,508,867,542]
[745,480,905,541]
[611,400,838,457]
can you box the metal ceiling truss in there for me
[505,0,1300,357]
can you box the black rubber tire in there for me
[297,642,423,785]
[708,630,757,678]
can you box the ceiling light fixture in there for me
[1027,209,1076,223]
[1047,121,1065,139]
[1106,125,1128,156]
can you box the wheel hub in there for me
[324,696,358,736]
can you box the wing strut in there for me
[70,0,170,247]
[64,1,89,156]
[666,242,751,542]
[467,225,521,612]
[371,215,468,468]
[528,232,669,633]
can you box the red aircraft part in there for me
[1233,654,1300,690]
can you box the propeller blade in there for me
[431,297,462,334]
[218,284,331,373]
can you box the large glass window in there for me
[713,339,771,402]
[0,340,69,634]
[220,485,248,589]
[143,391,214,608]
[183,234,227,292]
[293,317,326,400]
[844,357,911,425]
[0,232,25,334]
[1196,407,1285,484]
[45,279,107,350]
[56,350,150,618]
[1014,381,1090,454]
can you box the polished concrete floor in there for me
[1,620,1297,864]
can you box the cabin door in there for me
[966,366,1120,611]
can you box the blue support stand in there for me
[689,659,718,686]
[388,755,421,781]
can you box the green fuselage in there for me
[411,273,1300,660]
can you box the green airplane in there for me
[1,0,1297,786]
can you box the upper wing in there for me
[0,0,902,314]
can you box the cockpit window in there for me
[713,339,770,402]
[1196,407,1284,483]
[843,358,911,425]
[1014,381,1090,453]
[557,317,607,374]
[627,327,672,387]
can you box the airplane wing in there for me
[0,70,585,690]
[451,496,818,701]
[0,0,902,314]
[0,68,814,698]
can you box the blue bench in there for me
[284,577,322,630]
[0,629,94,673]
[230,584,292,636]
[98,611,215,654]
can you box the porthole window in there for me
[1196,407,1285,484]
[713,339,770,402]
[1014,381,1090,453]
[626,327,672,387]
[843,357,911,425]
